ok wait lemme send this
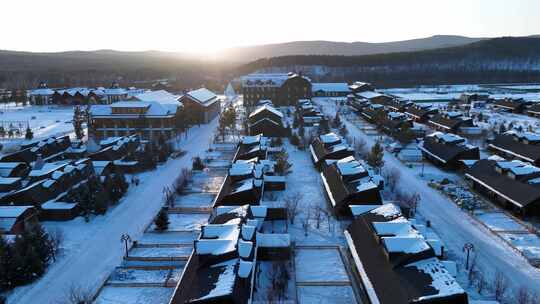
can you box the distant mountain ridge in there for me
[238,37,540,87]
[216,35,486,62]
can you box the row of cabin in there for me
[247,102,290,137]
[89,88,220,141]
[0,134,146,233]
[345,203,468,304]
[310,133,384,217]
[170,134,291,304]
[29,82,142,105]
[350,87,480,135]
[297,99,326,126]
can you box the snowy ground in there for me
[148,213,209,231]
[128,246,193,259]
[108,269,170,284]
[6,119,218,304]
[0,104,75,151]
[314,98,540,299]
[297,286,356,304]
[94,287,173,304]
[295,248,349,283]
[173,193,215,208]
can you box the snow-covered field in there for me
[139,231,198,245]
[108,268,170,284]
[295,248,349,283]
[173,193,215,208]
[94,287,173,304]
[149,213,209,231]
[128,246,193,258]
[0,104,75,150]
[298,286,356,304]
[6,118,218,304]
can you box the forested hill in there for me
[238,37,540,87]
[0,50,235,91]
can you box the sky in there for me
[2,0,540,53]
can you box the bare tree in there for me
[476,267,487,294]
[301,211,311,237]
[313,206,323,229]
[467,254,478,287]
[354,137,368,159]
[49,227,64,262]
[516,286,532,304]
[493,270,508,301]
[395,190,421,217]
[162,186,175,207]
[284,192,303,225]
[56,284,93,304]
[382,167,401,193]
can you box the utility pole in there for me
[463,243,474,270]
[121,234,132,258]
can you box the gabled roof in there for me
[185,88,219,107]
[466,159,540,208]
[489,133,540,163]
[134,90,182,105]
[420,132,479,164]
[249,104,283,119]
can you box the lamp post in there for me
[121,234,132,258]
[463,243,474,270]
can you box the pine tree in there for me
[94,190,109,215]
[499,123,506,134]
[0,236,13,291]
[24,127,33,140]
[154,208,170,231]
[73,106,85,140]
[333,112,342,128]
[367,141,385,172]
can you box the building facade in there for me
[89,100,182,140]
[241,73,312,107]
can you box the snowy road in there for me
[315,99,540,295]
[7,119,217,304]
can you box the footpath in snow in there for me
[7,119,218,304]
[314,99,540,295]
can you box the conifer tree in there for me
[24,127,33,140]
[367,141,385,173]
[154,208,170,231]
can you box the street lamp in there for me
[463,242,475,270]
[121,234,132,258]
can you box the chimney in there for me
[33,154,44,170]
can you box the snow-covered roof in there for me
[30,88,55,96]
[336,159,366,176]
[496,160,540,176]
[406,257,465,301]
[357,91,384,99]
[238,240,253,258]
[373,221,416,236]
[237,260,253,278]
[241,73,310,87]
[356,181,378,192]
[195,239,237,255]
[134,90,182,105]
[369,203,402,219]
[41,201,78,210]
[90,99,180,117]
[382,236,430,254]
[312,83,350,93]
[0,206,32,218]
[319,132,341,144]
[186,88,218,106]
[249,104,283,119]
[193,259,237,301]
[428,132,465,144]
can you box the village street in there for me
[7,119,217,304]
[315,99,540,295]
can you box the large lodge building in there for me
[241,73,312,107]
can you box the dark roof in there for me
[309,137,354,165]
[465,159,540,208]
[489,134,540,163]
[420,134,479,165]
[492,98,527,111]
[404,105,438,120]
[527,103,540,115]
[345,206,467,304]
[428,114,474,132]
